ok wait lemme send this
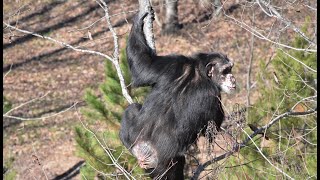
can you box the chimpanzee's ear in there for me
[206,62,216,77]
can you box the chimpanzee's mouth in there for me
[227,85,236,90]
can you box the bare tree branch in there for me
[138,0,156,53]
[3,64,13,79]
[76,110,135,180]
[4,102,79,121]
[96,0,134,104]
[279,49,317,73]
[3,22,113,60]
[222,9,317,53]
[241,127,294,179]
[3,18,134,104]
[191,108,317,179]
[257,0,316,46]
[4,92,50,116]
[246,11,255,109]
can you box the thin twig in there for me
[279,49,317,73]
[257,0,316,46]
[241,127,294,179]
[4,102,79,121]
[3,22,113,60]
[96,0,133,104]
[3,64,13,79]
[191,108,317,179]
[222,12,317,52]
[76,110,135,180]
[3,20,134,104]
[246,11,255,109]
[4,92,50,116]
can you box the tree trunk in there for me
[162,0,182,34]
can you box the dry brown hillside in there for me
[3,0,316,179]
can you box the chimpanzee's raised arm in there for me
[126,12,160,87]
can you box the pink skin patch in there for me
[132,141,158,169]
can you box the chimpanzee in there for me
[119,10,236,180]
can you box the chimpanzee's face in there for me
[206,55,236,94]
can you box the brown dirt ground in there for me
[3,0,314,179]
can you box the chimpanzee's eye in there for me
[222,68,230,74]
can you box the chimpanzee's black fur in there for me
[120,12,232,179]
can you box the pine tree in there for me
[225,20,316,179]
[75,48,150,179]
